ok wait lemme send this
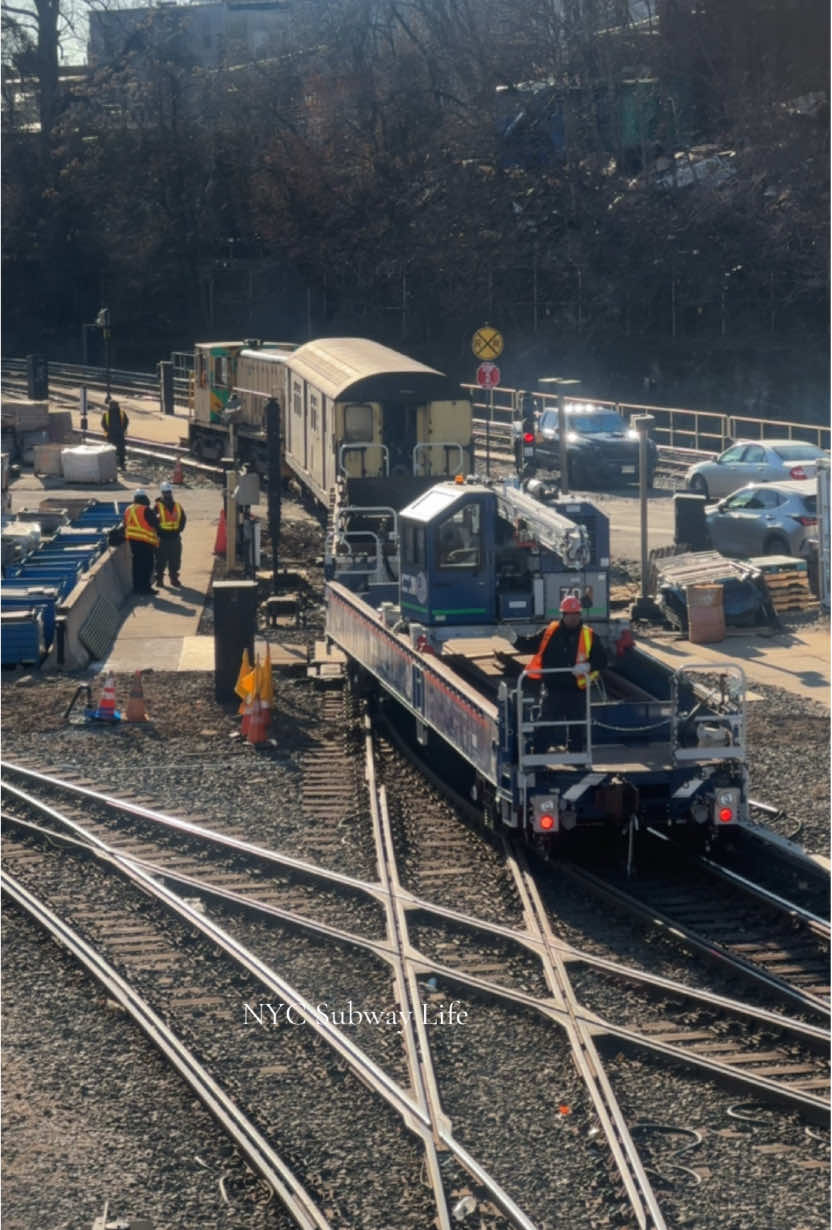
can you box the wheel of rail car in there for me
[688,473,709,497]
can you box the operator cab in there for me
[399,481,496,626]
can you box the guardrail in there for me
[462,383,830,457]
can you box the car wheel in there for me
[689,474,708,498]
[763,534,790,557]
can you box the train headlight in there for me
[714,788,739,825]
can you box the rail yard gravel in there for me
[1,645,828,1228]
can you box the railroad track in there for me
[561,833,830,1020]
[3,703,829,1228]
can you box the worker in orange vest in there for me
[124,490,160,596]
[154,481,187,587]
[526,594,606,750]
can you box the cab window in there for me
[437,504,482,569]
[404,524,426,568]
[344,404,373,442]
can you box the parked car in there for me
[520,403,657,489]
[705,479,818,558]
[685,438,827,499]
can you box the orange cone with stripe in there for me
[125,670,149,722]
[94,674,119,721]
[246,659,268,745]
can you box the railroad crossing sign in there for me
[476,361,501,389]
[471,326,503,361]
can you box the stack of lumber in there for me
[748,555,815,613]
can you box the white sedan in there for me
[685,438,827,499]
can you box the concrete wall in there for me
[51,541,132,669]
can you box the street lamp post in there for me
[633,414,655,616]
[95,307,111,398]
[538,376,581,495]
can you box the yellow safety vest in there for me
[124,504,159,547]
[527,621,598,689]
[155,500,183,531]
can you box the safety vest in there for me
[124,504,159,547]
[527,620,597,689]
[155,500,183,531]
[103,408,126,429]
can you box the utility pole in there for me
[538,376,580,495]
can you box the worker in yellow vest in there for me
[526,594,606,750]
[101,397,129,469]
[124,490,160,596]
[154,481,187,587]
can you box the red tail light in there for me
[789,465,808,480]
[794,515,818,527]
[523,432,535,444]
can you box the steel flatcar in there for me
[190,337,473,512]
[325,476,748,851]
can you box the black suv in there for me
[523,405,657,488]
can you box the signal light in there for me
[523,432,535,444]
[718,806,733,823]
[539,813,556,830]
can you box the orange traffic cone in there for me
[246,660,268,745]
[94,674,120,721]
[247,699,268,745]
[214,507,227,556]
[172,456,184,485]
[125,670,149,722]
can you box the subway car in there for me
[190,337,473,511]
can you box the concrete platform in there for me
[638,624,830,708]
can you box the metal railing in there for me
[462,383,830,460]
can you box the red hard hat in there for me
[559,594,582,614]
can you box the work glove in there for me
[572,662,590,678]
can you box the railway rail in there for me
[3,703,829,1229]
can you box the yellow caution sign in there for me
[471,326,503,361]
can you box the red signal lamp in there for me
[539,813,556,830]
[523,432,535,444]
[718,806,734,823]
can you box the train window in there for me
[404,524,426,568]
[310,393,319,432]
[213,355,229,388]
[437,504,481,570]
[344,404,373,442]
[293,385,302,417]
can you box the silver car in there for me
[685,438,827,499]
[705,479,818,558]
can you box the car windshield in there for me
[570,413,627,434]
[771,443,825,461]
